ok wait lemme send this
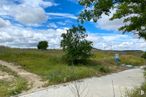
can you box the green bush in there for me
[99,66,111,73]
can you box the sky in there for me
[0,0,146,50]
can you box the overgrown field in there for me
[0,65,27,97]
[0,47,145,85]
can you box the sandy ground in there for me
[0,60,45,92]
[19,68,144,97]
[0,70,14,80]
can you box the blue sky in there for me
[0,0,146,50]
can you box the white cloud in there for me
[47,13,77,19]
[40,1,58,8]
[0,18,11,28]
[0,0,56,25]
[94,9,146,50]
[0,0,76,26]
[47,23,58,29]
[96,10,124,31]
[0,2,145,51]
[87,33,146,51]
[14,6,48,25]
[0,19,66,48]
[0,17,145,51]
[0,19,145,51]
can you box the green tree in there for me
[78,0,146,39]
[61,25,93,65]
[37,41,48,50]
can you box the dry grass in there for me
[0,65,27,97]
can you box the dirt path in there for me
[0,60,45,92]
[20,68,144,97]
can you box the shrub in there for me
[99,66,111,73]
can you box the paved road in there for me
[19,68,144,97]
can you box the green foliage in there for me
[79,0,146,39]
[37,41,48,50]
[98,66,111,73]
[61,25,93,64]
[142,52,146,59]
[121,54,145,66]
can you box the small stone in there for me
[121,64,125,67]
[126,65,133,68]
[140,66,146,69]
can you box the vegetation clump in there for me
[37,41,48,50]
[79,0,146,39]
[141,52,146,59]
[61,25,92,65]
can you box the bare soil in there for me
[0,60,45,92]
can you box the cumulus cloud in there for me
[0,0,76,26]
[0,18,145,51]
[96,10,124,31]
[0,18,11,28]
[94,9,146,50]
[0,19,66,48]
[14,6,48,25]
[0,1,145,51]
[87,33,146,51]
[0,0,57,25]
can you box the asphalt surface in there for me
[20,68,144,97]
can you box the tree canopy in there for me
[61,25,92,64]
[79,0,146,39]
[37,41,48,50]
